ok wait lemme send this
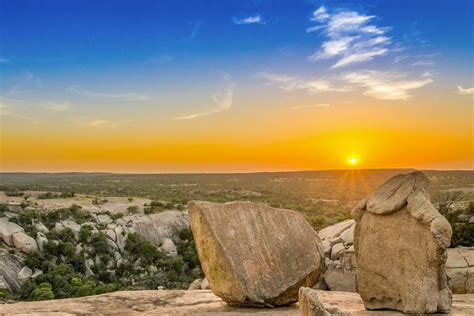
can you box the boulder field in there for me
[188,201,326,307]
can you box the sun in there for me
[347,156,359,167]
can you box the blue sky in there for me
[0,0,473,172]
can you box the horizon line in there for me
[1,167,473,176]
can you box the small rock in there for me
[31,269,43,279]
[321,240,331,255]
[299,287,351,316]
[106,238,119,251]
[340,225,354,246]
[34,221,49,234]
[318,220,354,241]
[75,243,83,256]
[85,259,94,278]
[36,232,48,252]
[12,232,38,253]
[188,278,202,290]
[16,266,33,282]
[160,238,177,257]
[97,214,112,225]
[201,277,210,290]
[105,229,116,242]
[330,243,345,261]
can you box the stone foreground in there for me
[188,201,325,307]
[353,171,452,313]
[1,290,473,315]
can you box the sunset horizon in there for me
[1,1,473,172]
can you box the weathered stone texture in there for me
[189,201,325,307]
[353,171,452,314]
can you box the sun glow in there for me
[347,156,359,167]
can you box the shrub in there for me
[0,203,8,217]
[74,280,97,297]
[125,232,164,265]
[29,282,55,301]
[47,228,75,243]
[79,225,93,243]
[127,206,139,214]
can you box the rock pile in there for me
[353,171,452,314]
[188,201,325,307]
[317,219,356,292]
[0,217,37,254]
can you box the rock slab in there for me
[188,201,325,307]
[353,171,452,314]
[299,287,351,316]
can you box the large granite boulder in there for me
[188,201,325,307]
[353,171,452,314]
[446,247,474,294]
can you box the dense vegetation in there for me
[3,205,203,301]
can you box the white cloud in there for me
[311,6,330,22]
[47,101,72,112]
[457,86,474,95]
[0,57,10,63]
[67,86,148,101]
[333,48,387,68]
[342,70,433,100]
[307,7,391,68]
[89,119,112,127]
[233,15,263,25]
[411,61,435,66]
[256,72,350,93]
[309,37,355,61]
[176,87,233,120]
[292,104,330,109]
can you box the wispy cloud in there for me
[292,104,330,110]
[457,86,474,95]
[233,15,264,25]
[89,119,112,127]
[67,86,148,101]
[307,6,391,68]
[342,70,433,100]
[0,101,39,123]
[47,101,72,112]
[0,57,11,63]
[176,86,233,120]
[190,21,202,39]
[255,71,350,93]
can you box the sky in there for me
[0,0,473,172]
